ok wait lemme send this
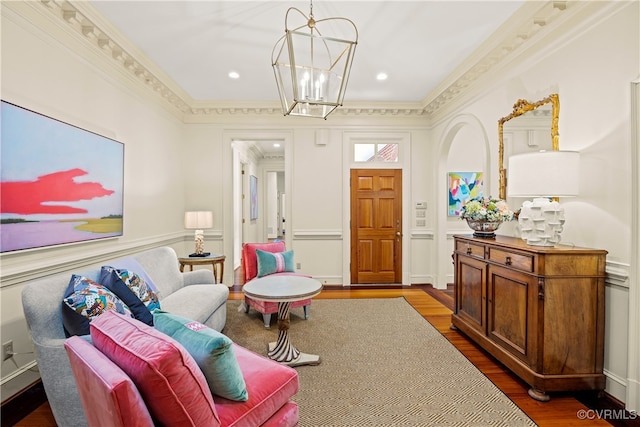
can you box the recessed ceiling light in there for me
[376,72,388,81]
[228,71,240,79]
[273,143,281,148]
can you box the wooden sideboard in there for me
[451,235,607,401]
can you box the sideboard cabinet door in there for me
[455,254,487,335]
[487,264,538,367]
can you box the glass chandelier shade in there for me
[272,5,358,119]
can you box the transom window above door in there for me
[354,143,399,163]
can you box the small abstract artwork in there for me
[250,175,258,220]
[1,101,124,252]
[448,172,484,216]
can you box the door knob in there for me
[396,231,401,236]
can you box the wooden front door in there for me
[350,169,402,284]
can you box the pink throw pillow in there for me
[90,310,220,426]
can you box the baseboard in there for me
[1,379,47,427]
[574,391,640,427]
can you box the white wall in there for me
[0,3,190,398]
[430,1,639,406]
[266,172,278,239]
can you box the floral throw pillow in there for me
[99,267,161,326]
[62,275,132,337]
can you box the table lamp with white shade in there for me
[184,211,213,257]
[507,151,580,246]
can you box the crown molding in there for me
[420,1,570,113]
[34,0,193,116]
[10,0,619,120]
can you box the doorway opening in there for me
[230,135,289,286]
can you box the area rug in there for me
[223,298,536,426]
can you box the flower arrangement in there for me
[460,196,515,222]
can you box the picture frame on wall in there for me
[250,174,258,220]
[448,171,484,216]
[0,100,124,252]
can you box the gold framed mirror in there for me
[498,93,559,199]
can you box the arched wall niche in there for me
[434,113,492,289]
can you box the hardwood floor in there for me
[13,285,635,427]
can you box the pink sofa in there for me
[64,311,299,427]
[241,242,311,328]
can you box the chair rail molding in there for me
[292,229,342,240]
[0,232,184,288]
[410,229,434,239]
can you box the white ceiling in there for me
[90,1,525,105]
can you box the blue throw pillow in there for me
[62,275,132,337]
[99,267,160,327]
[256,249,295,277]
[153,311,248,402]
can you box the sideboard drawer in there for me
[456,240,485,259]
[488,248,533,272]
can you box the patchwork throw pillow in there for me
[256,249,295,278]
[107,258,160,295]
[62,275,132,337]
[99,266,160,326]
[90,310,220,426]
[153,311,248,401]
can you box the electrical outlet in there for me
[2,341,13,361]
[296,263,301,269]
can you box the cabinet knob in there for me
[466,247,472,255]
[505,256,512,265]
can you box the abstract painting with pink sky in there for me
[1,101,124,252]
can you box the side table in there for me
[178,254,225,284]
[243,275,323,367]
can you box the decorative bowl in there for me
[465,219,502,238]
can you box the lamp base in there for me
[517,198,565,246]
[188,252,210,258]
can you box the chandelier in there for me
[271,1,358,119]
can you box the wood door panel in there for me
[357,240,374,272]
[379,239,395,271]
[543,278,597,374]
[357,199,374,228]
[377,198,395,228]
[378,176,395,191]
[490,273,528,356]
[457,256,486,333]
[356,176,374,191]
[351,169,402,284]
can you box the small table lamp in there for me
[508,151,579,246]
[184,211,213,257]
